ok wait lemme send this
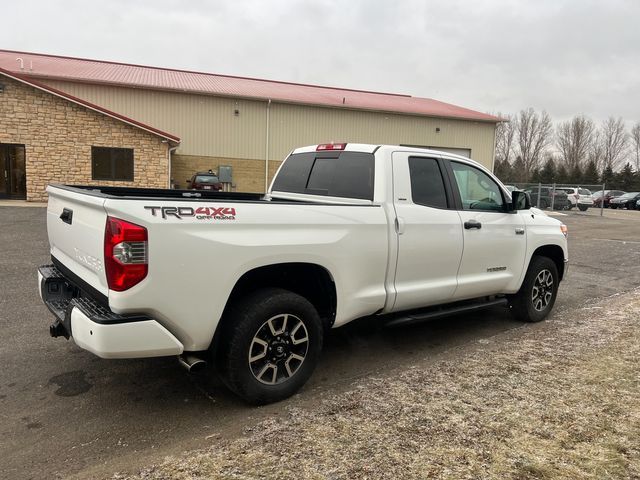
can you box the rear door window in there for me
[272,151,375,200]
[408,157,448,208]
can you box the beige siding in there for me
[41,80,496,169]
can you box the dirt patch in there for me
[115,291,640,480]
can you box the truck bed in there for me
[51,184,269,202]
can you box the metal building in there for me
[0,50,501,193]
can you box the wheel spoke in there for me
[256,363,278,384]
[284,353,305,377]
[268,314,287,336]
[290,321,309,346]
[249,338,268,363]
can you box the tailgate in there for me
[46,185,109,296]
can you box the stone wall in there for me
[172,154,282,193]
[0,76,169,201]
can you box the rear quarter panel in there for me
[103,199,390,350]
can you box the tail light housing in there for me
[104,216,148,291]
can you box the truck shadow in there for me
[189,306,520,404]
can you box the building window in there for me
[91,147,134,181]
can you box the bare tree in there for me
[494,114,515,164]
[556,115,595,172]
[601,117,629,171]
[587,130,605,172]
[631,122,640,171]
[514,108,553,181]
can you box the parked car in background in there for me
[187,171,223,191]
[524,187,569,210]
[592,190,626,208]
[556,187,594,211]
[609,192,640,209]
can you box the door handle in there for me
[464,220,482,230]
[60,208,73,225]
[395,217,406,235]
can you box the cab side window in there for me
[408,157,448,209]
[450,161,505,211]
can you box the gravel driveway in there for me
[118,289,640,480]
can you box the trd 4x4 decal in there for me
[144,206,236,220]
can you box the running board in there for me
[384,297,509,328]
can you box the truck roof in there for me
[291,143,486,168]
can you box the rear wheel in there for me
[217,288,323,404]
[510,256,559,323]
[578,204,588,211]
[540,199,548,209]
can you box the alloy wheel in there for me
[248,314,309,385]
[531,269,554,312]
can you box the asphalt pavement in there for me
[0,205,639,479]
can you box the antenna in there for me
[16,57,24,70]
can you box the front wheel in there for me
[217,288,323,404]
[509,256,559,323]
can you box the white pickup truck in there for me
[39,143,568,404]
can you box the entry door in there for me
[0,144,27,199]
[391,153,464,312]
[446,159,527,298]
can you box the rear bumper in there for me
[38,265,183,359]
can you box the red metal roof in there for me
[0,66,180,143]
[0,49,500,122]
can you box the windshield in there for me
[194,175,219,183]
[578,188,591,195]
[620,192,639,198]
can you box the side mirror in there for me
[186,179,191,183]
[511,190,531,211]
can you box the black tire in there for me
[611,205,618,209]
[578,205,588,211]
[540,199,548,209]
[217,288,323,405]
[510,256,559,323]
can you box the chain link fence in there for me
[505,182,608,216]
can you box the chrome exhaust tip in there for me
[178,354,207,373]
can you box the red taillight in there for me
[104,216,148,291]
[316,143,347,151]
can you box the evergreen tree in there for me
[601,165,615,187]
[582,160,600,185]
[539,157,557,184]
[512,156,526,183]
[569,164,583,185]
[494,158,513,183]
[556,164,569,184]
[617,163,635,191]
[530,167,542,184]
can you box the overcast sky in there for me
[3,0,639,124]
